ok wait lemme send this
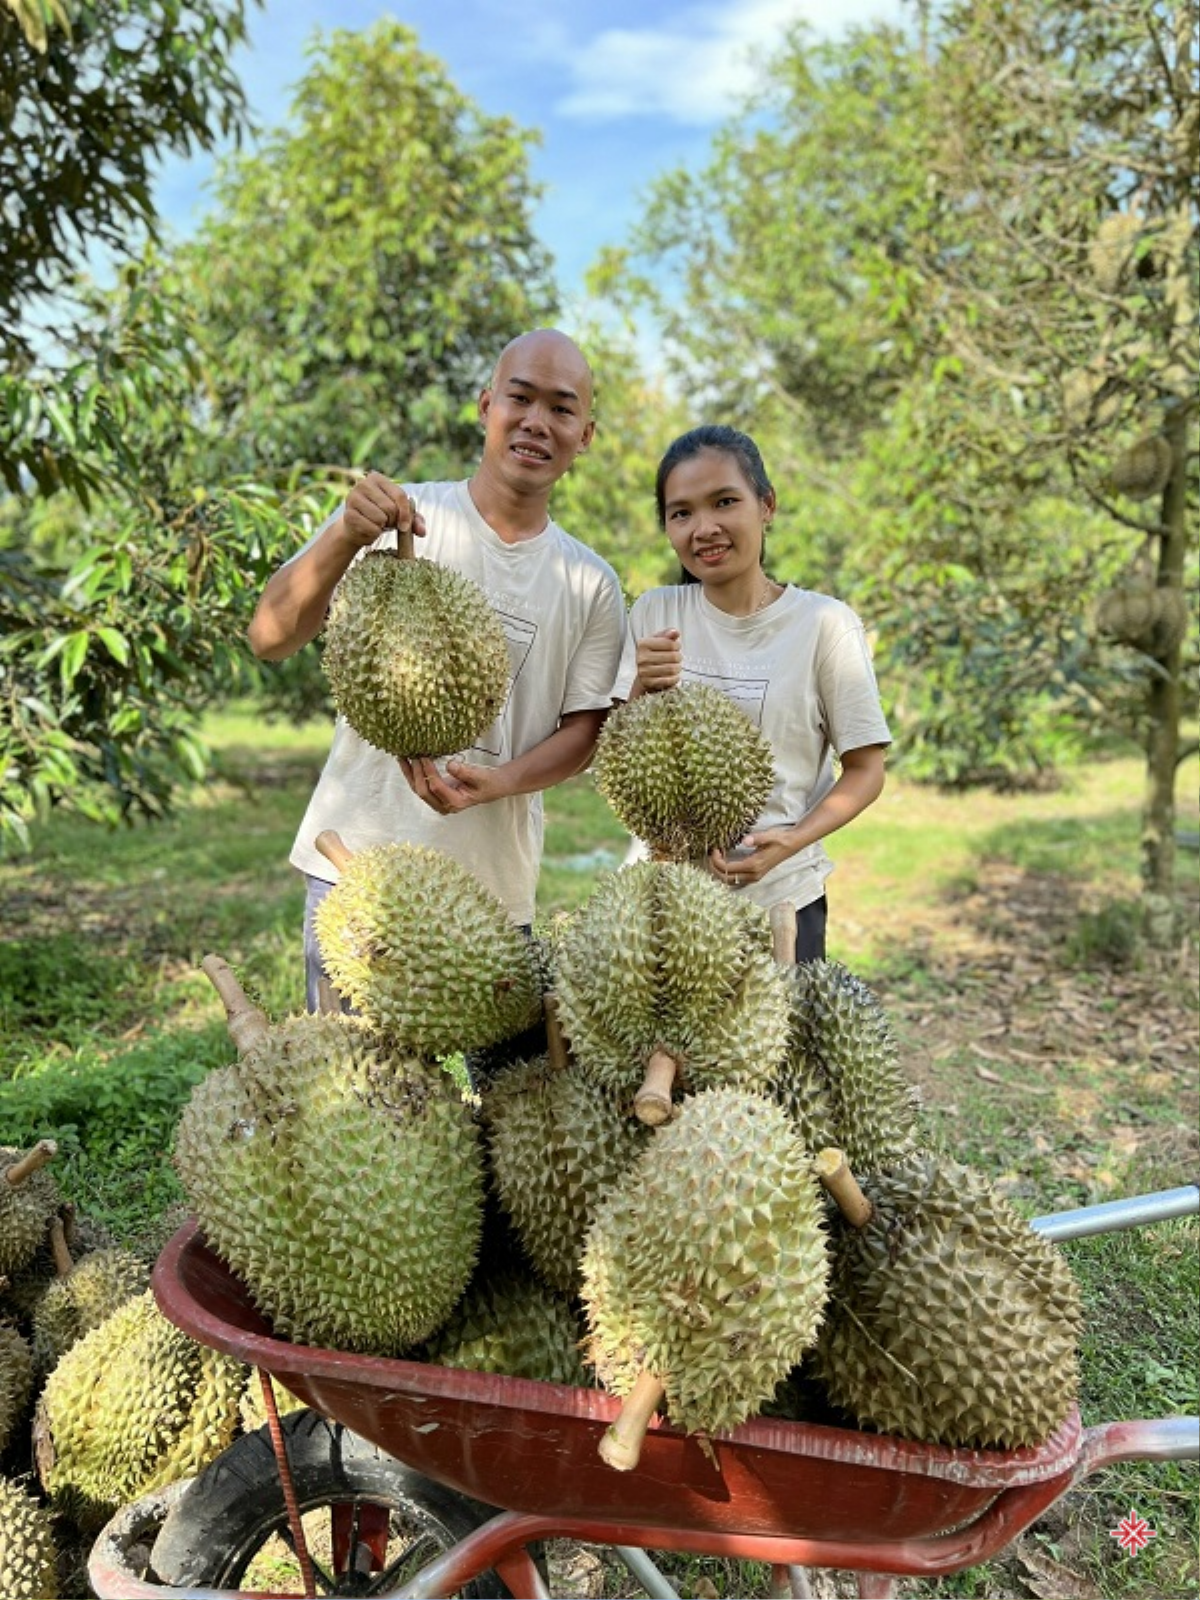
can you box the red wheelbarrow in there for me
[88,1186,1199,1600]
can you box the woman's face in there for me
[661,448,774,590]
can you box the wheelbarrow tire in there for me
[150,1408,512,1597]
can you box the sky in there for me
[155,0,906,309]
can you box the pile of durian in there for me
[0,1139,274,1597]
[170,815,1082,1477]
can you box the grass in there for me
[0,704,1196,1599]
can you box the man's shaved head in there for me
[489,329,594,410]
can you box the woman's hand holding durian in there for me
[629,628,682,698]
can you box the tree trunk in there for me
[1140,403,1190,945]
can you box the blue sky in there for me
[155,0,905,308]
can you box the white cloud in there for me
[555,0,902,125]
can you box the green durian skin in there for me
[0,1324,33,1455]
[483,1055,650,1295]
[37,1290,244,1530]
[772,960,923,1174]
[31,1248,149,1373]
[554,862,791,1103]
[815,1155,1082,1450]
[0,1476,59,1600]
[0,1149,60,1277]
[314,843,541,1055]
[594,683,775,861]
[424,1270,587,1386]
[174,1014,484,1356]
[582,1087,829,1436]
[324,551,511,759]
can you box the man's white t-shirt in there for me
[611,583,891,913]
[290,479,626,925]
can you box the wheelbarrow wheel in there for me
[150,1409,508,1597]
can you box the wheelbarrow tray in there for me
[155,1219,1084,1549]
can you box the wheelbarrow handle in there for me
[1080,1414,1200,1473]
[1031,1185,1199,1240]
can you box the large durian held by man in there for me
[323,520,512,760]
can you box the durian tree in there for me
[910,0,1198,941]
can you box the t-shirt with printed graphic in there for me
[289,479,626,925]
[611,583,891,913]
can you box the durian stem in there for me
[543,993,569,1071]
[4,1139,57,1186]
[770,902,797,966]
[396,525,415,560]
[814,1148,874,1228]
[315,830,354,872]
[201,954,271,1057]
[315,976,345,1016]
[49,1216,73,1278]
[634,1050,678,1126]
[598,1369,666,1472]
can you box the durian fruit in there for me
[173,958,484,1355]
[812,1149,1082,1451]
[30,1218,148,1374]
[583,1088,829,1469]
[1107,434,1173,500]
[554,862,792,1123]
[2,1203,115,1328]
[35,1289,245,1530]
[770,957,922,1174]
[1097,581,1190,655]
[1087,209,1143,293]
[323,540,510,759]
[0,1322,33,1454]
[0,1475,59,1599]
[482,998,651,1294]
[0,1143,60,1277]
[313,832,541,1055]
[593,684,775,862]
[423,1269,587,1386]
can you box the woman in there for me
[611,425,890,961]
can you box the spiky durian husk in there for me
[593,684,775,861]
[36,1290,244,1529]
[1108,434,1173,500]
[814,1155,1082,1450]
[0,1476,59,1599]
[174,1014,484,1355]
[0,1149,59,1277]
[31,1249,149,1373]
[424,1270,587,1386]
[772,960,922,1174]
[323,550,511,759]
[483,1056,650,1294]
[0,1323,33,1454]
[554,863,791,1105]
[314,843,541,1055]
[582,1089,829,1436]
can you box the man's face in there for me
[478,335,594,493]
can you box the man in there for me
[248,328,626,1010]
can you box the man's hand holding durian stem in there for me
[629,628,682,699]
[344,470,427,550]
[598,1367,667,1471]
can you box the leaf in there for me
[95,627,130,666]
[59,630,90,684]
[1018,1542,1102,1599]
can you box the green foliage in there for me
[174,19,557,478]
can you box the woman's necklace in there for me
[755,578,782,613]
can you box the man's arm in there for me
[402,709,608,816]
[247,473,421,661]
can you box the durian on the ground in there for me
[583,1087,830,1469]
[35,1289,245,1531]
[0,1475,59,1600]
[554,861,791,1122]
[0,1142,60,1277]
[323,546,510,759]
[175,965,485,1356]
[593,683,775,862]
[314,837,542,1055]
